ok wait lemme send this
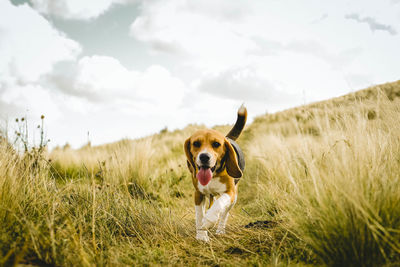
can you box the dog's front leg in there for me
[216,195,237,235]
[201,193,233,229]
[195,191,209,242]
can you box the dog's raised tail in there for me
[226,104,247,141]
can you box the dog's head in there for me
[184,129,242,185]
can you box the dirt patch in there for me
[244,220,278,229]
[225,246,245,255]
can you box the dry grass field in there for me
[1,80,400,266]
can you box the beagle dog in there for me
[184,105,247,242]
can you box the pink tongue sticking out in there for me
[197,167,213,186]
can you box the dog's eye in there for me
[212,141,221,148]
[193,141,201,148]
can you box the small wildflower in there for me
[41,115,45,119]
[17,132,21,136]
[21,117,25,122]
[37,125,40,128]
[15,118,19,122]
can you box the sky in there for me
[1,0,400,148]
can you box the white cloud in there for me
[194,50,352,113]
[0,1,81,124]
[1,83,61,119]
[30,0,137,20]
[130,0,400,103]
[39,55,188,147]
[0,0,188,148]
[345,13,397,35]
[130,0,257,71]
[197,67,288,103]
[0,2,81,83]
[74,55,136,101]
[67,55,186,110]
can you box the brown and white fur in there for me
[184,105,247,242]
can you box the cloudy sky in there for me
[1,0,400,148]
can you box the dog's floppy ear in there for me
[224,138,242,178]
[184,138,195,173]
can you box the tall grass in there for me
[0,81,400,266]
[245,89,400,266]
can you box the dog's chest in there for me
[198,177,227,196]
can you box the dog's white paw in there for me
[215,228,226,235]
[196,230,210,242]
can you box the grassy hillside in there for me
[1,80,400,266]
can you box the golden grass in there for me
[0,80,400,266]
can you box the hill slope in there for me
[0,80,399,266]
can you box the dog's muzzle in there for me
[199,153,210,165]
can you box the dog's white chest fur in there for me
[197,177,227,196]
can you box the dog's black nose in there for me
[199,153,210,164]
